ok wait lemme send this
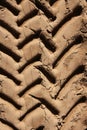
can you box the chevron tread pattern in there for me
[0,0,87,130]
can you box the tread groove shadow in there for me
[55,65,85,99]
[52,5,83,36]
[0,0,20,16]
[53,35,83,68]
[0,119,18,130]
[29,94,59,115]
[0,93,21,109]
[0,68,21,85]
[0,20,20,39]
[0,43,21,62]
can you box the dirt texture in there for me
[0,0,87,130]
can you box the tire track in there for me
[0,0,87,130]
